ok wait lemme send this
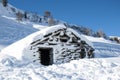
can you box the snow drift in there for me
[0,57,120,80]
[1,2,120,80]
[0,24,93,63]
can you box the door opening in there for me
[39,48,53,66]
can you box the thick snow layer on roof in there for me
[0,24,66,60]
[0,24,94,61]
[32,24,66,42]
[67,28,93,48]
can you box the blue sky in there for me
[9,0,120,36]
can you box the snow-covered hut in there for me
[1,24,94,66]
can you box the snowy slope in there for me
[0,3,16,17]
[1,2,120,80]
[0,24,66,61]
[0,16,37,46]
[84,35,120,58]
[0,24,93,62]
[0,3,49,50]
[0,24,120,80]
[1,30,120,62]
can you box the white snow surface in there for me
[0,16,37,46]
[0,3,54,50]
[0,3,39,49]
[0,24,93,61]
[0,25,120,80]
[0,58,120,80]
[0,24,66,60]
[1,2,120,80]
[84,35,120,58]
[0,3,16,17]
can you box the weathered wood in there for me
[44,33,52,37]
[52,31,61,36]
[31,39,41,45]
[48,42,57,45]
[30,28,94,65]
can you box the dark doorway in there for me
[39,48,53,66]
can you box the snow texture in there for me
[0,3,39,49]
[1,2,120,80]
[0,24,94,64]
[0,24,120,79]
[84,35,120,58]
[0,58,120,80]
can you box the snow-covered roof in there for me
[67,28,93,48]
[0,24,93,61]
